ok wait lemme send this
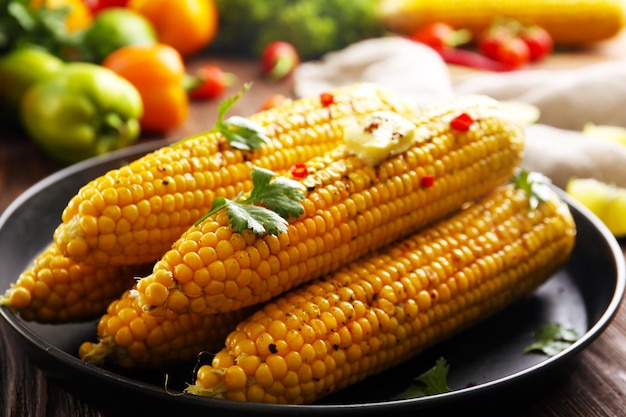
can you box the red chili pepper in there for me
[186,64,236,100]
[421,175,435,188]
[450,113,474,131]
[260,41,300,81]
[291,163,308,178]
[320,92,334,106]
[436,47,516,72]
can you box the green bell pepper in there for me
[20,62,143,164]
[0,47,65,126]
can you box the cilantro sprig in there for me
[510,169,553,209]
[194,166,305,235]
[524,323,579,356]
[211,83,270,150]
[393,357,452,399]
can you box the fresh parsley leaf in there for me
[212,83,270,151]
[195,166,305,235]
[393,357,452,399]
[524,323,579,356]
[510,169,553,209]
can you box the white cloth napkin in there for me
[293,37,626,187]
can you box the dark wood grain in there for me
[1,52,626,417]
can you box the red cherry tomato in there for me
[478,25,514,60]
[494,37,531,69]
[260,41,299,81]
[410,22,456,49]
[520,26,554,62]
[187,64,236,100]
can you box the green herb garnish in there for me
[393,357,452,399]
[212,82,270,150]
[510,169,553,209]
[524,323,579,356]
[194,166,305,235]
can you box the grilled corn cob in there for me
[79,288,255,368]
[186,174,577,404]
[379,0,626,45]
[0,242,150,323]
[53,83,413,267]
[132,95,525,316]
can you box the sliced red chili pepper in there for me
[320,92,334,106]
[450,113,474,131]
[291,163,308,178]
[420,175,435,188]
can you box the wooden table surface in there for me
[1,34,626,417]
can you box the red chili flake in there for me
[291,163,308,178]
[320,92,334,106]
[421,175,435,188]
[450,112,474,131]
[364,121,380,133]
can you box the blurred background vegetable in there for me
[102,42,189,132]
[0,46,64,123]
[186,63,236,100]
[210,0,385,60]
[81,7,156,62]
[127,0,218,57]
[0,0,84,57]
[379,0,626,46]
[260,40,299,81]
[20,62,142,164]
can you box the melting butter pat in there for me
[344,111,417,166]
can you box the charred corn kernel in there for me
[133,95,525,315]
[186,179,577,403]
[79,288,255,368]
[53,84,415,267]
[0,242,150,323]
[379,0,626,45]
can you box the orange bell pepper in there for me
[127,0,218,57]
[102,43,189,132]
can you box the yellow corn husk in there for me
[379,0,626,45]
[78,288,255,368]
[53,83,414,267]
[132,95,525,316]
[0,242,151,323]
[185,177,577,404]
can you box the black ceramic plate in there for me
[1,141,624,417]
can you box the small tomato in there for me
[520,26,554,62]
[102,43,189,132]
[494,37,530,69]
[410,22,471,50]
[259,93,288,111]
[478,25,515,60]
[260,41,300,81]
[187,65,236,100]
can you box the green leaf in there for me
[524,323,579,356]
[194,166,305,235]
[510,169,553,209]
[393,357,452,399]
[212,83,270,151]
